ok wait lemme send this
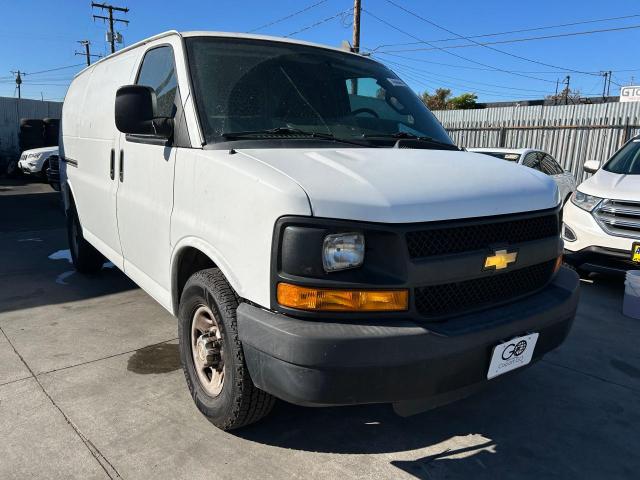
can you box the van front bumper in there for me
[237,267,579,407]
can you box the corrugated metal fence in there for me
[434,102,640,180]
[0,96,63,160]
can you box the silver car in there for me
[469,148,577,204]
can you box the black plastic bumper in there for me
[564,246,637,274]
[237,267,579,407]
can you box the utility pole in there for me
[91,2,129,54]
[606,70,612,97]
[601,71,608,100]
[554,78,559,106]
[352,0,361,54]
[10,70,22,99]
[563,75,571,105]
[75,40,101,66]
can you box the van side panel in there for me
[62,50,140,269]
[170,149,311,310]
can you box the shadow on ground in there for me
[0,178,136,314]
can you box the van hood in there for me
[578,168,640,202]
[238,148,559,223]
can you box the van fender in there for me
[170,236,243,313]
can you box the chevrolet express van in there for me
[60,31,579,430]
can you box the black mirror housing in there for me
[115,85,173,138]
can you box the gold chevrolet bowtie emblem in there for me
[484,249,518,270]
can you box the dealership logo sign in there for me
[501,340,528,360]
[620,86,640,103]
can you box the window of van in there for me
[136,46,178,118]
[185,37,453,147]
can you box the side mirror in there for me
[583,160,600,174]
[115,85,173,138]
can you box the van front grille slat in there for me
[414,260,557,319]
[406,213,559,258]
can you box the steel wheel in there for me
[191,305,225,397]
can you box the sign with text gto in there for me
[620,86,640,102]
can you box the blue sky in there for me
[1,0,639,102]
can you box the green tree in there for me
[420,89,478,110]
[421,88,451,110]
[448,92,478,110]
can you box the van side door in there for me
[115,44,180,308]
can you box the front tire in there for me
[178,269,275,430]
[66,203,104,273]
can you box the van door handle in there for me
[109,149,115,180]
[119,150,124,182]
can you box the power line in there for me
[247,0,328,33]
[372,12,640,49]
[396,67,542,99]
[381,57,553,94]
[24,63,85,76]
[382,0,599,77]
[363,8,557,84]
[370,50,640,76]
[608,73,624,88]
[392,65,547,97]
[383,60,599,99]
[285,7,353,37]
[375,23,640,54]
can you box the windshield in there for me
[478,152,521,162]
[603,139,640,174]
[185,37,453,147]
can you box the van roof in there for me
[73,30,362,78]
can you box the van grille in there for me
[414,260,557,319]
[406,213,559,258]
[594,199,640,239]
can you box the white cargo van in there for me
[60,31,579,430]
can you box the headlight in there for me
[322,232,365,272]
[570,191,602,212]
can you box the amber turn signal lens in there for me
[277,283,409,312]
[554,254,563,273]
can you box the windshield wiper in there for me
[362,132,460,150]
[221,127,374,147]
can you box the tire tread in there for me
[181,268,275,430]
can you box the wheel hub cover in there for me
[196,333,221,367]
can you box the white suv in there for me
[17,146,59,178]
[564,136,640,273]
[60,30,578,430]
